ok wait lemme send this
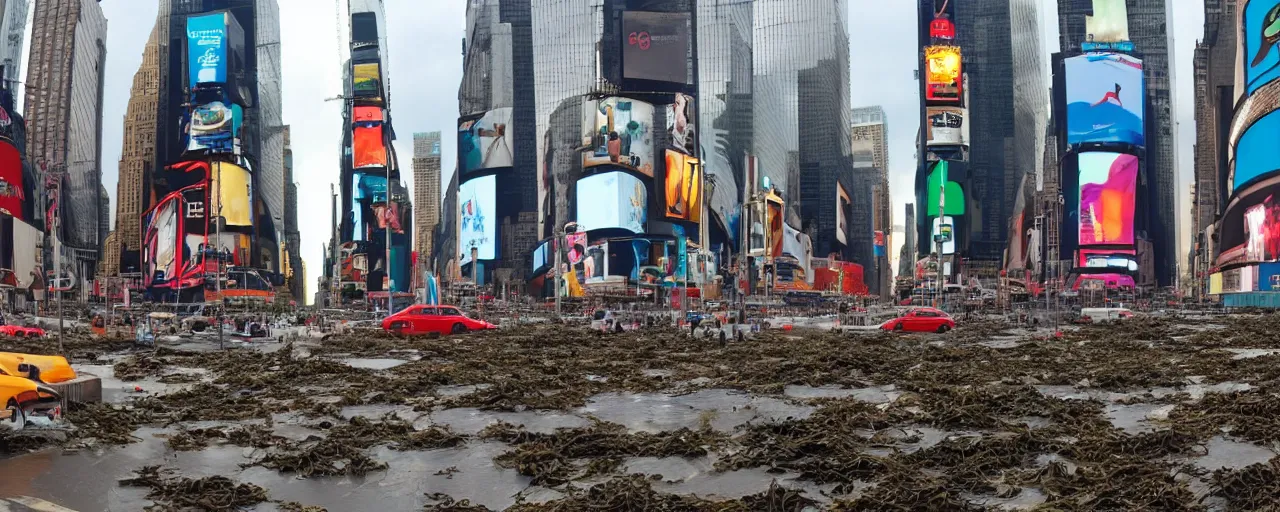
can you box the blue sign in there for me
[1065,53,1145,147]
[187,14,228,85]
[1244,0,1280,95]
[1081,41,1135,52]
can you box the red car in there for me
[881,308,955,333]
[381,305,497,336]
[0,326,45,338]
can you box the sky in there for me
[94,0,1202,302]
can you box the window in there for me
[417,307,437,316]
[440,308,462,317]
[916,310,940,318]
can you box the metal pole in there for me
[386,166,393,317]
[554,228,562,316]
[217,162,224,350]
[54,187,63,355]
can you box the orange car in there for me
[0,375,62,430]
[0,353,78,384]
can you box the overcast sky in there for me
[96,0,1203,302]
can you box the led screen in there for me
[459,108,514,174]
[1065,53,1145,147]
[210,162,253,227]
[668,93,696,155]
[926,161,966,217]
[583,98,655,177]
[836,183,850,245]
[1244,0,1280,94]
[664,150,702,222]
[924,46,962,102]
[144,197,180,288]
[0,140,23,220]
[180,185,209,285]
[1233,109,1280,192]
[187,13,227,85]
[353,106,383,122]
[1085,0,1129,44]
[351,173,388,242]
[926,107,968,146]
[1078,152,1137,246]
[1079,249,1138,271]
[353,63,381,99]
[621,11,691,84]
[576,172,648,234]
[1244,195,1280,262]
[932,216,956,255]
[459,174,497,265]
[1217,175,1280,267]
[353,124,387,169]
[187,101,242,154]
[532,240,550,273]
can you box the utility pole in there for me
[216,162,224,350]
[41,162,65,354]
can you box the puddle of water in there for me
[423,407,589,435]
[623,457,821,502]
[1192,436,1275,472]
[1224,348,1280,360]
[340,358,409,370]
[77,364,198,404]
[1104,403,1168,434]
[435,384,492,397]
[642,369,674,378]
[783,385,900,404]
[577,389,814,433]
[963,488,1047,510]
[338,404,422,423]
[863,426,953,456]
[978,337,1023,349]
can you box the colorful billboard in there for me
[925,107,968,146]
[924,46,962,103]
[1233,109,1280,192]
[583,97,655,177]
[1244,194,1280,262]
[353,63,382,99]
[621,10,692,85]
[1065,53,1145,147]
[1079,249,1138,271]
[0,140,23,220]
[459,175,497,265]
[1243,0,1280,95]
[1078,152,1138,246]
[187,13,228,85]
[353,124,387,169]
[210,162,253,227]
[926,161,965,217]
[664,150,702,222]
[667,93,695,155]
[187,101,242,154]
[932,216,956,255]
[459,108,514,174]
[836,182,850,246]
[1217,175,1280,267]
[143,196,181,289]
[576,171,648,233]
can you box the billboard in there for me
[584,97,655,176]
[459,175,497,265]
[1217,175,1280,267]
[459,108,514,174]
[667,93,695,155]
[1234,109,1280,192]
[621,11,691,85]
[187,13,228,85]
[576,171,648,233]
[1244,195,1280,262]
[143,196,181,288]
[836,182,850,245]
[1078,152,1138,246]
[1065,53,1145,147]
[1243,0,1280,95]
[0,140,23,220]
[927,161,966,217]
[353,63,382,100]
[926,107,968,146]
[180,185,209,286]
[210,162,253,227]
[1079,249,1138,271]
[353,124,387,169]
[1084,0,1130,45]
[187,101,243,154]
[664,150,702,222]
[924,46,962,103]
[532,240,550,273]
[353,106,383,123]
[932,216,957,255]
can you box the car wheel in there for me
[892,322,904,332]
[3,400,24,431]
[451,323,467,335]
[936,324,950,334]
[389,321,409,336]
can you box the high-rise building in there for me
[1058,0,1178,286]
[23,0,107,288]
[852,106,892,296]
[0,0,30,87]
[101,24,162,277]
[899,203,917,278]
[283,125,302,301]
[1190,0,1237,286]
[413,132,441,273]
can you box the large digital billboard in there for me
[187,13,228,85]
[576,171,648,234]
[836,182,850,246]
[583,98,655,177]
[0,140,23,220]
[1233,109,1280,192]
[1217,175,1280,267]
[210,162,253,227]
[1085,0,1130,45]
[667,93,695,155]
[459,175,497,265]
[1065,53,1145,147]
[1078,152,1138,246]
[353,63,382,99]
[353,124,387,169]
[621,11,691,85]
[932,216,957,255]
[926,161,966,217]
[924,46,962,103]
[1243,0,1280,95]
[1244,194,1280,262]
[1079,249,1138,271]
[459,108,514,174]
[925,107,968,146]
[143,197,180,289]
[187,101,242,154]
[664,150,701,222]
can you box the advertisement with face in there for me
[187,13,227,85]
[1233,110,1280,192]
[459,108,514,174]
[188,101,242,154]
[0,140,23,220]
[924,46,962,103]
[668,94,695,155]
[926,107,968,146]
[353,124,387,169]
[210,162,253,227]
[664,150,702,222]
[353,63,381,99]
[576,172,648,234]
[1243,0,1280,95]
[459,175,497,265]
[621,11,691,84]
[1065,53,1145,147]
[583,98,655,177]
[1078,152,1138,246]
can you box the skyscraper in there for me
[852,106,892,295]
[23,0,107,287]
[0,0,30,86]
[284,125,302,301]
[1059,0,1178,286]
[1190,0,1236,286]
[413,132,441,273]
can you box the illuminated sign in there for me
[1078,152,1138,247]
[924,46,962,103]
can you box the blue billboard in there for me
[1065,53,1145,147]
[187,13,228,85]
[1244,0,1280,95]
[1234,109,1280,192]
[575,171,648,234]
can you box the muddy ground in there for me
[3,314,1280,510]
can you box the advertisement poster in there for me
[353,63,382,98]
[1233,110,1280,192]
[932,216,957,255]
[576,172,648,233]
[1079,249,1138,270]
[210,162,253,227]
[459,175,497,264]
[1078,152,1138,246]
[353,124,387,169]
[188,101,242,154]
[1244,195,1280,263]
[926,107,968,146]
[924,46,962,102]
[667,93,695,155]
[187,13,227,85]
[664,150,702,222]
[566,232,587,265]
[1084,0,1129,44]
[621,11,691,84]
[1065,53,1145,147]
[0,140,23,220]
[836,183,850,245]
[144,198,180,288]
[1244,0,1280,95]
[766,194,784,258]
[459,108,514,174]
[583,98,655,176]
[353,106,383,123]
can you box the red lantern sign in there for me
[930,18,955,40]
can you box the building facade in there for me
[413,132,441,273]
[0,0,30,86]
[852,106,892,295]
[1190,0,1237,288]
